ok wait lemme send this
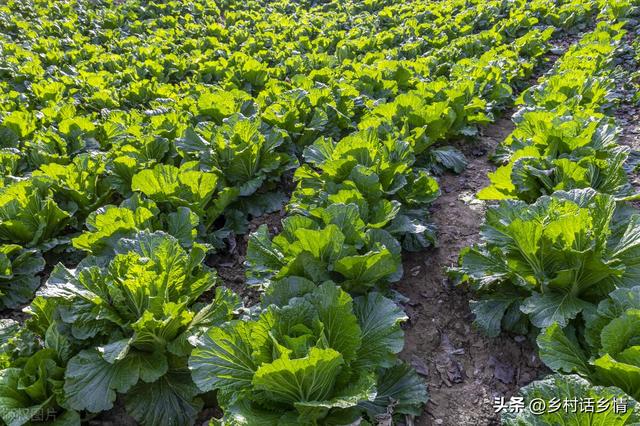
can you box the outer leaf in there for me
[594,354,640,400]
[537,323,591,375]
[359,363,428,418]
[521,292,592,329]
[124,370,203,426]
[352,292,406,368]
[64,349,166,413]
[189,321,259,394]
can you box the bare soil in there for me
[395,118,548,426]
[612,26,640,193]
[207,209,285,306]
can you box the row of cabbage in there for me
[0,0,592,257]
[0,0,620,425]
[452,7,640,424]
[0,28,553,426]
[192,4,618,426]
[0,0,598,311]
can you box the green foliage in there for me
[33,154,112,219]
[538,287,640,400]
[32,232,238,425]
[480,24,628,203]
[291,130,440,251]
[0,0,628,423]
[480,115,629,202]
[452,189,640,336]
[189,281,426,424]
[0,319,79,426]
[0,180,71,250]
[177,114,297,197]
[246,206,403,293]
[0,245,44,310]
[457,18,640,423]
[72,196,198,256]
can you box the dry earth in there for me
[396,118,548,426]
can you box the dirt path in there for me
[618,106,640,195]
[616,28,640,186]
[619,111,640,151]
[396,118,548,426]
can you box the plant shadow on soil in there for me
[396,117,548,426]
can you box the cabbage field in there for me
[0,0,639,425]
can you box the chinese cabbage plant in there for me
[0,179,71,250]
[246,204,403,293]
[0,245,44,310]
[480,114,630,202]
[189,281,426,425]
[177,114,297,199]
[32,231,239,426]
[0,319,80,426]
[538,286,640,400]
[72,195,198,256]
[452,188,640,336]
[290,130,440,251]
